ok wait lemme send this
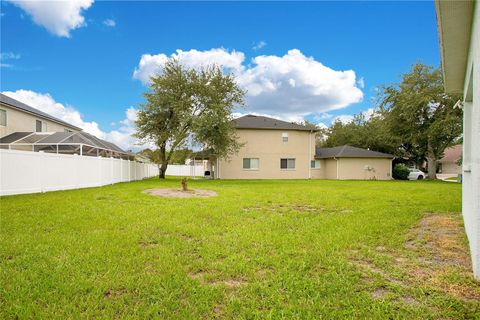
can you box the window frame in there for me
[282,132,289,142]
[280,158,296,170]
[36,120,48,132]
[311,160,321,169]
[243,158,259,170]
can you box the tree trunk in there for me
[427,157,437,179]
[158,144,167,179]
[159,163,167,179]
[427,141,437,180]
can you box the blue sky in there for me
[1,1,440,149]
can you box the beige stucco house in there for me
[0,93,81,138]
[0,93,130,158]
[207,115,394,180]
[435,0,479,278]
[438,144,462,175]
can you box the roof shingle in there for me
[233,115,317,131]
[315,145,394,159]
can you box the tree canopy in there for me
[322,63,462,179]
[135,59,245,178]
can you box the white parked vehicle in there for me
[408,168,427,180]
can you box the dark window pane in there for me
[36,120,42,132]
[280,158,287,169]
[0,109,6,126]
[243,158,250,169]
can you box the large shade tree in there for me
[135,59,245,179]
[379,63,462,179]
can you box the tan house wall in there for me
[439,161,462,174]
[218,129,316,179]
[337,158,393,180]
[0,103,79,138]
[310,159,325,179]
[323,159,338,179]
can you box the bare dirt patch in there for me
[188,270,246,289]
[350,213,480,304]
[144,188,217,198]
[103,288,127,299]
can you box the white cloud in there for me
[357,77,365,89]
[1,52,20,60]
[363,107,375,120]
[333,114,354,125]
[1,90,141,151]
[133,48,245,84]
[103,18,115,27]
[252,40,267,51]
[7,0,94,37]
[317,122,328,130]
[133,48,364,122]
[0,52,20,68]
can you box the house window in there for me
[311,160,321,169]
[280,158,295,169]
[0,109,6,126]
[282,132,288,142]
[36,120,47,132]
[243,158,259,170]
[64,129,73,133]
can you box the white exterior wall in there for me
[462,3,480,279]
[0,149,159,196]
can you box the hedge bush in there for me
[393,164,410,180]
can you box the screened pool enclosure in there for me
[0,131,133,160]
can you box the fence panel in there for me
[0,149,158,196]
[165,164,204,177]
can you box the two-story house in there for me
[207,115,394,180]
[0,93,81,137]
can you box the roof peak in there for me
[234,114,318,131]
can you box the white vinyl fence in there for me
[0,149,159,196]
[165,164,205,177]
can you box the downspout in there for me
[390,158,394,180]
[308,130,312,179]
[334,157,339,179]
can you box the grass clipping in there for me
[144,188,217,198]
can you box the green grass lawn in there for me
[1,178,478,319]
[445,176,460,181]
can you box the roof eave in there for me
[0,101,83,131]
[235,127,319,132]
[435,0,475,94]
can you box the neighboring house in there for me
[435,0,479,278]
[204,115,394,180]
[0,93,81,137]
[438,144,462,175]
[315,145,394,180]
[0,93,130,159]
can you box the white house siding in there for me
[462,3,480,279]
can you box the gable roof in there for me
[0,93,82,131]
[439,144,462,163]
[233,115,318,131]
[315,145,394,159]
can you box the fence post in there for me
[111,157,114,185]
[39,151,45,192]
